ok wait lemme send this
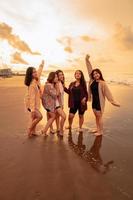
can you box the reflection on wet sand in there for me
[68,130,114,174]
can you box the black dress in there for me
[90,81,101,111]
[72,85,81,103]
[70,85,85,115]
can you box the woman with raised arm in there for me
[64,70,88,131]
[24,60,44,137]
[85,55,120,135]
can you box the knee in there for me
[63,114,66,121]
[79,115,84,119]
[52,113,56,119]
[56,113,59,118]
[56,115,59,120]
[95,115,99,119]
[69,114,74,120]
[39,114,43,121]
[61,115,66,121]
[96,115,102,120]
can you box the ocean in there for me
[40,70,133,86]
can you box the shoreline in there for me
[0,75,133,87]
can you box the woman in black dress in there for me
[86,55,120,136]
[64,70,88,131]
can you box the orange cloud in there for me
[80,35,96,42]
[57,36,73,53]
[64,46,73,53]
[11,52,28,64]
[0,22,40,55]
[57,35,96,54]
[57,36,72,46]
[113,23,133,51]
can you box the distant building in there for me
[0,68,13,77]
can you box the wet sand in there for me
[0,77,133,200]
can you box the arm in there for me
[64,82,73,94]
[85,54,93,77]
[81,87,88,104]
[85,86,88,102]
[84,94,88,102]
[55,82,60,97]
[46,84,57,99]
[64,86,69,94]
[37,60,44,78]
[29,85,36,112]
[104,83,120,107]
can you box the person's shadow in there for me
[84,135,114,173]
[68,130,86,157]
[68,131,114,174]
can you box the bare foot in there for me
[94,132,103,136]
[41,130,48,137]
[27,128,33,138]
[91,129,98,133]
[65,126,71,130]
[31,133,38,137]
[49,130,55,134]
[78,128,83,132]
[28,134,33,138]
[56,130,60,135]
[57,131,64,137]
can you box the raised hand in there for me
[37,59,45,78]
[86,54,90,62]
[41,60,45,67]
[85,54,93,75]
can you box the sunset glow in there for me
[0,0,133,79]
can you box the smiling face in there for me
[75,70,82,80]
[58,71,64,82]
[92,70,101,80]
[54,74,58,83]
[32,68,38,79]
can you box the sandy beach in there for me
[0,76,133,200]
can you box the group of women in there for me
[24,55,120,138]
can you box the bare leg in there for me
[68,113,75,129]
[79,114,84,130]
[98,114,103,134]
[47,112,54,133]
[32,122,36,134]
[56,112,60,132]
[42,112,55,135]
[28,110,43,137]
[30,117,36,134]
[93,111,99,132]
[56,108,66,135]
[93,110,103,135]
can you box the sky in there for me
[0,0,133,74]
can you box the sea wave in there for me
[107,79,133,86]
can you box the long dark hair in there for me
[24,67,35,86]
[56,70,65,85]
[91,68,105,81]
[75,70,87,91]
[47,72,56,83]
